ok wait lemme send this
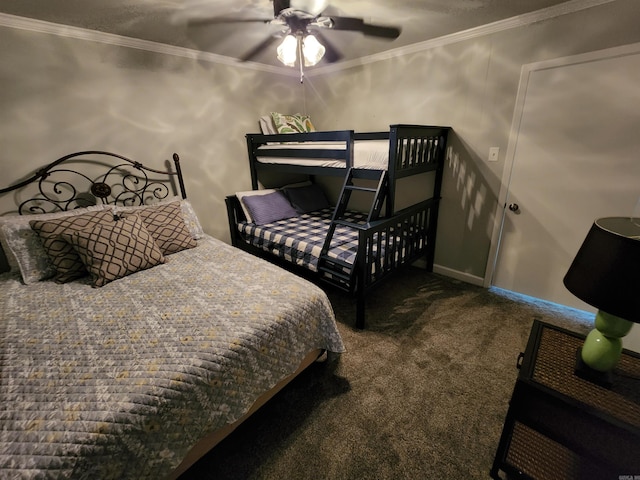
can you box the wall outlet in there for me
[488,147,500,162]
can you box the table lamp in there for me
[563,217,640,387]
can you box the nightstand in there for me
[490,320,640,479]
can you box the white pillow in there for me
[235,189,278,222]
[0,204,106,284]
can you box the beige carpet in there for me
[182,268,592,479]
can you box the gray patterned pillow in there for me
[62,214,165,287]
[114,197,204,240]
[30,210,116,283]
[120,201,197,254]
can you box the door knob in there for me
[508,203,520,213]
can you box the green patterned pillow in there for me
[270,112,315,134]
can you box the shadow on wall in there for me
[436,130,500,280]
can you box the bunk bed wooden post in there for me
[345,130,355,169]
[355,238,367,330]
[387,126,399,216]
[425,128,448,270]
[225,195,246,247]
[246,134,260,190]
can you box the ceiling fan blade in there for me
[312,30,342,63]
[329,16,401,39]
[274,0,291,16]
[361,23,402,39]
[240,35,281,62]
[187,16,272,26]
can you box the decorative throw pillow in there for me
[114,197,204,240]
[241,191,299,225]
[270,112,315,134]
[283,184,330,214]
[29,209,115,283]
[63,214,165,287]
[120,201,196,255]
[236,189,278,222]
[0,205,105,284]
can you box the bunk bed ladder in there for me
[317,168,389,292]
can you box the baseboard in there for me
[433,264,485,287]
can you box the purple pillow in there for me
[241,191,299,225]
[283,184,330,213]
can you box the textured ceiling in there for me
[0,0,577,67]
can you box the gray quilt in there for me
[0,235,345,479]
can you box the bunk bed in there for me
[226,124,450,329]
[0,151,345,479]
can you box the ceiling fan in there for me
[188,0,401,71]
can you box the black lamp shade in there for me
[563,217,640,324]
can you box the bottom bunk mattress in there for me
[0,235,345,479]
[239,208,362,271]
[237,208,427,278]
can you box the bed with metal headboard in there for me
[0,151,344,479]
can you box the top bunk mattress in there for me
[256,139,390,169]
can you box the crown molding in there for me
[308,0,617,76]
[0,0,616,78]
[0,12,290,76]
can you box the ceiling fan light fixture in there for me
[302,34,325,66]
[276,34,298,67]
[290,0,330,17]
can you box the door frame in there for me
[483,41,640,289]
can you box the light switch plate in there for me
[488,147,500,162]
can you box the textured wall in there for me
[0,25,304,245]
[303,0,640,281]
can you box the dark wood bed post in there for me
[386,126,399,216]
[425,130,448,271]
[355,235,367,330]
[345,130,355,170]
[246,134,260,190]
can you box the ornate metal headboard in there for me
[0,151,186,216]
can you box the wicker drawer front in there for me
[504,421,611,480]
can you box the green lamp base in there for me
[574,310,633,389]
[575,347,613,388]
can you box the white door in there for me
[490,44,640,347]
